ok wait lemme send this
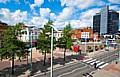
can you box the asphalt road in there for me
[32,49,118,77]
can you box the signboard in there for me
[73,45,79,52]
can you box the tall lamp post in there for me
[50,25,58,77]
[85,38,87,53]
[94,34,96,52]
[118,43,120,62]
[116,37,120,62]
[28,26,35,73]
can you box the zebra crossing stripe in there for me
[96,62,105,67]
[90,60,99,65]
[83,58,92,62]
[83,58,109,68]
[86,59,97,64]
[99,63,109,68]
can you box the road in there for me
[32,49,118,77]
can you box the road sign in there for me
[73,45,79,52]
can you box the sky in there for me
[0,0,120,29]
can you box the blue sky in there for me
[0,0,120,29]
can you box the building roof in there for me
[0,21,8,26]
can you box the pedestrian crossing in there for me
[83,58,109,69]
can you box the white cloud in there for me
[0,8,11,20]
[118,11,120,20]
[0,0,9,3]
[57,7,74,21]
[27,16,48,28]
[79,8,100,27]
[109,6,120,11]
[34,0,44,4]
[50,13,56,21]
[30,0,44,10]
[80,8,100,19]
[11,10,27,23]
[40,8,51,18]
[60,0,105,9]
[30,4,36,10]
[0,8,28,25]
[15,0,20,4]
[53,20,90,29]
[108,0,120,4]
[51,7,101,29]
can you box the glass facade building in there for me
[93,14,101,34]
[100,6,108,34]
[93,6,119,35]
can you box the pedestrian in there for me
[94,62,97,69]
[116,61,118,64]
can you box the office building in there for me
[93,14,101,34]
[93,6,119,35]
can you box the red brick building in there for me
[71,27,98,42]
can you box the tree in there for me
[36,20,56,66]
[0,23,26,75]
[57,23,73,63]
[87,46,93,52]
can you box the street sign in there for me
[73,45,79,52]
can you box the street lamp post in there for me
[94,34,95,52]
[28,26,34,73]
[30,30,32,72]
[50,25,58,77]
[85,38,87,53]
[118,44,120,61]
[51,28,53,77]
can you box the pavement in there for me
[93,62,120,77]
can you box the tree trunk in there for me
[64,48,66,62]
[27,53,28,65]
[11,53,14,75]
[43,51,46,66]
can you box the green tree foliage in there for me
[57,23,73,62]
[0,23,27,74]
[36,20,56,66]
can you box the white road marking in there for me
[86,59,96,64]
[99,63,109,68]
[83,58,92,62]
[90,60,101,65]
[31,61,80,77]
[57,65,88,77]
[96,62,105,67]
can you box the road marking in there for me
[96,62,105,67]
[31,61,81,77]
[57,65,88,77]
[83,58,92,62]
[32,50,117,77]
[83,57,110,69]
[91,60,100,65]
[86,59,96,64]
[99,63,109,68]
